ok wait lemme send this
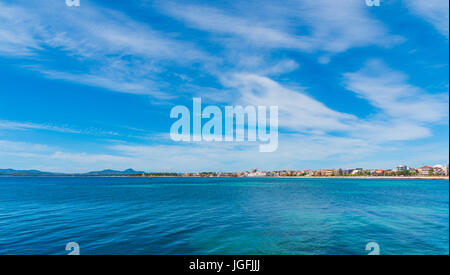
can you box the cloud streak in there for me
[159,0,403,58]
[220,60,448,144]
[0,0,211,98]
[343,59,449,124]
[406,0,449,38]
[0,120,80,134]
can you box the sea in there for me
[0,177,448,255]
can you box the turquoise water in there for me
[0,177,448,255]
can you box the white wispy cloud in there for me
[221,73,356,132]
[350,120,432,142]
[0,119,125,137]
[159,0,403,57]
[34,68,170,98]
[0,0,210,61]
[0,2,43,56]
[343,59,449,123]
[0,120,80,134]
[0,0,211,97]
[258,59,300,76]
[406,0,449,38]
[0,139,50,153]
[218,60,448,144]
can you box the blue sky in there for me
[0,0,448,173]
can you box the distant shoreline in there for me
[0,175,448,180]
[272,176,449,180]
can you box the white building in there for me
[395,165,409,172]
[432,165,449,176]
[248,170,268,177]
[350,168,363,175]
[342,169,355,175]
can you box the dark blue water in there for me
[0,177,448,255]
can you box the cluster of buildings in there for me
[403,164,449,177]
[181,164,449,177]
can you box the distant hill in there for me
[82,169,145,175]
[0,169,55,175]
[0,168,145,176]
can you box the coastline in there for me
[0,175,448,180]
[271,176,449,180]
[180,176,450,180]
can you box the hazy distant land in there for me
[0,168,448,180]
